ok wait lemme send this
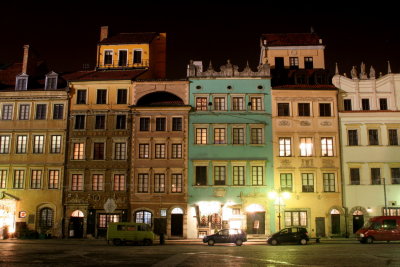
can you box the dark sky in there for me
[1,2,400,78]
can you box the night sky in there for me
[1,3,400,79]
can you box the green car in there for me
[107,222,155,246]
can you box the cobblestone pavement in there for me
[0,239,399,266]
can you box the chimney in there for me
[100,26,109,42]
[22,44,29,74]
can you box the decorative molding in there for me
[278,120,290,126]
[300,121,311,126]
[320,121,332,126]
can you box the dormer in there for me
[45,71,58,90]
[15,73,28,90]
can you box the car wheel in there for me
[113,239,122,246]
[208,239,215,246]
[270,239,278,246]
[299,238,308,245]
[235,239,243,246]
[366,237,374,244]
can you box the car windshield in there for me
[362,220,381,230]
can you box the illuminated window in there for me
[99,214,119,228]
[135,210,152,225]
[19,104,30,120]
[16,135,27,154]
[92,174,104,191]
[114,143,126,160]
[383,207,400,216]
[196,97,208,111]
[138,174,149,193]
[155,144,166,159]
[48,170,59,189]
[196,128,207,144]
[154,174,165,193]
[232,97,244,111]
[323,173,335,192]
[321,137,334,156]
[214,166,226,185]
[0,136,10,154]
[214,97,226,111]
[279,137,291,156]
[104,50,113,65]
[30,170,42,189]
[171,174,182,193]
[251,128,263,144]
[232,128,244,144]
[50,135,62,154]
[2,104,13,120]
[139,144,149,158]
[289,57,299,69]
[300,137,313,156]
[280,173,293,192]
[113,174,125,191]
[171,144,182,158]
[252,166,263,185]
[0,170,7,188]
[33,135,44,154]
[302,173,314,192]
[233,166,245,186]
[250,97,263,111]
[285,211,307,226]
[15,75,28,90]
[73,143,84,160]
[71,174,83,191]
[13,170,25,189]
[214,128,226,144]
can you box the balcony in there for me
[97,60,149,70]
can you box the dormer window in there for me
[15,73,28,90]
[133,49,142,65]
[118,50,128,67]
[104,50,113,65]
[45,71,58,90]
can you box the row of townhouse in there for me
[0,27,399,240]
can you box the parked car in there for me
[356,216,400,244]
[267,227,309,245]
[107,222,154,246]
[203,229,247,246]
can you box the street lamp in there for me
[268,190,291,231]
[381,178,387,215]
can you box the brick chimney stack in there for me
[22,44,29,74]
[100,26,109,41]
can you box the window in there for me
[74,115,85,129]
[196,128,207,144]
[48,170,59,189]
[156,118,166,131]
[275,57,284,69]
[383,208,400,216]
[15,75,28,90]
[250,128,263,144]
[323,173,335,192]
[196,97,208,111]
[135,210,152,225]
[300,137,313,156]
[391,168,400,184]
[140,118,150,131]
[321,137,334,156]
[2,104,13,120]
[232,97,244,111]
[214,97,226,111]
[0,136,10,154]
[99,214,120,228]
[214,128,226,144]
[389,129,398,145]
[379,98,388,110]
[95,115,106,129]
[92,174,104,191]
[117,89,127,104]
[114,115,125,130]
[93,143,105,160]
[133,49,142,64]
[278,103,290,116]
[16,135,27,154]
[195,166,207,186]
[279,138,291,157]
[172,117,182,131]
[13,170,25,189]
[118,50,127,66]
[31,170,42,189]
[280,173,293,192]
[39,208,53,228]
[45,75,57,90]
[73,143,84,160]
[371,168,381,185]
[19,104,30,120]
[35,104,47,120]
[348,130,358,146]
[97,89,107,104]
[214,166,226,185]
[51,135,62,154]
[71,174,84,191]
[53,104,64,120]
[171,174,183,193]
[33,135,44,154]
[233,166,245,186]
[113,174,125,191]
[343,99,352,111]
[289,57,299,69]
[138,174,149,192]
[250,97,262,111]
[285,211,307,226]
[114,143,126,160]
[0,170,7,189]
[139,144,149,158]
[298,103,310,116]
[252,166,263,185]
[232,128,244,144]
[171,144,182,158]
[154,174,165,193]
[304,57,313,69]
[104,50,113,65]
[302,173,314,192]
[319,103,331,117]
[368,129,379,145]
[155,144,166,159]
[362,99,370,110]
[77,90,87,104]
[350,168,360,185]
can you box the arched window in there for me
[135,210,152,225]
[171,207,184,214]
[40,208,53,228]
[71,210,84,217]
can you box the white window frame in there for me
[104,49,114,65]
[133,49,143,64]
[300,137,313,157]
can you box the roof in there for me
[262,33,322,46]
[273,84,336,90]
[99,32,158,45]
[64,69,147,82]
[0,63,23,87]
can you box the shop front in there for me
[0,196,17,239]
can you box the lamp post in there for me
[268,190,291,231]
[382,178,387,215]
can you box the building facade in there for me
[186,60,274,238]
[333,64,400,236]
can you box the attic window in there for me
[45,72,58,90]
[15,74,28,90]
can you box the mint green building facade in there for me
[186,61,275,238]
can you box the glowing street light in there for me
[268,190,291,231]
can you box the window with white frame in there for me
[214,128,226,144]
[232,97,244,111]
[113,174,126,191]
[19,104,30,120]
[171,144,182,158]
[53,104,64,120]
[171,174,183,193]
[250,97,263,111]
[92,174,104,191]
[0,170,7,189]
[388,129,398,146]
[196,128,207,144]
[323,173,335,192]
[99,214,120,228]
[302,173,314,192]
[250,128,263,144]
[348,130,358,146]
[300,137,313,156]
[280,173,293,192]
[135,210,152,225]
[104,50,113,65]
[279,137,291,156]
[321,137,334,156]
[16,135,27,154]
[33,135,44,154]
[139,144,149,158]
[114,142,126,160]
[51,135,62,154]
[2,104,13,120]
[213,97,226,111]
[45,73,58,90]
[196,97,208,111]
[0,136,10,154]
[251,166,263,185]
[154,174,165,193]
[13,170,25,189]
[15,75,28,90]
[232,128,245,144]
[48,170,59,189]
[71,174,84,191]
[214,166,226,185]
[73,143,84,160]
[30,170,42,189]
[155,144,166,159]
[233,166,245,185]
[133,49,142,64]
[285,211,307,226]
[138,173,149,193]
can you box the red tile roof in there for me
[64,69,147,81]
[273,84,336,89]
[0,63,22,87]
[262,33,322,46]
[99,32,158,45]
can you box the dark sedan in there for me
[203,229,247,246]
[267,227,309,245]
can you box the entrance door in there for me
[353,215,364,233]
[331,214,341,235]
[69,217,84,238]
[246,212,265,234]
[315,217,326,237]
[171,214,183,236]
[275,57,284,69]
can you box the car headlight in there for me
[359,234,364,237]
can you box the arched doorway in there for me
[330,209,341,235]
[69,210,84,238]
[245,204,265,235]
[171,208,183,237]
[38,208,53,235]
[352,210,364,233]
